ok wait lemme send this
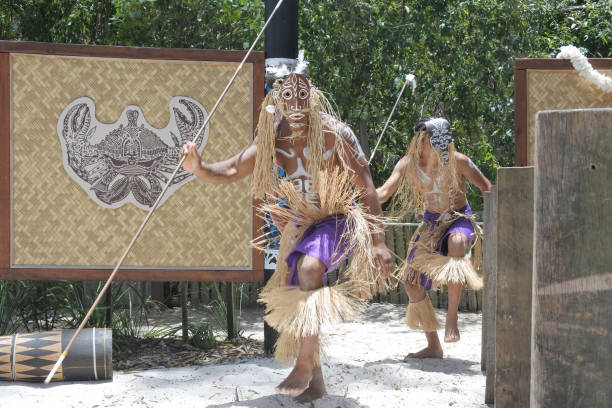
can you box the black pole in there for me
[104,284,112,326]
[263,0,298,356]
[265,0,298,61]
[225,282,236,340]
[181,282,188,342]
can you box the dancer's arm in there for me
[376,155,409,203]
[455,152,491,195]
[339,128,394,277]
[180,140,257,183]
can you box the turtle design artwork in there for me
[57,96,208,210]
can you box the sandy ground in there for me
[0,303,489,408]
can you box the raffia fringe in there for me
[259,284,365,365]
[405,296,441,332]
[256,169,392,364]
[398,211,484,290]
[257,168,393,299]
[409,251,483,290]
[274,331,324,366]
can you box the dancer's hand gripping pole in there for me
[44,0,287,384]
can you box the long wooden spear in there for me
[44,0,287,384]
[368,74,416,164]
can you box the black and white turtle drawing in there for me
[57,96,209,210]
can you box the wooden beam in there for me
[514,67,528,166]
[0,40,264,64]
[514,58,612,70]
[0,53,10,269]
[483,187,498,405]
[0,268,264,282]
[532,108,612,407]
[495,167,534,408]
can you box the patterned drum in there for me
[0,328,112,382]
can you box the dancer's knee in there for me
[297,255,326,291]
[404,282,426,302]
[447,233,468,257]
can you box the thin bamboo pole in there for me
[43,0,287,384]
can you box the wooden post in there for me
[225,282,236,340]
[495,167,534,408]
[104,285,112,327]
[532,108,612,408]
[150,282,164,302]
[189,282,200,307]
[181,282,188,342]
[483,187,497,405]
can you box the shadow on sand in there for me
[207,392,367,408]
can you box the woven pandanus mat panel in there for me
[527,70,612,165]
[11,54,253,268]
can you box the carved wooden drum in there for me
[0,328,112,382]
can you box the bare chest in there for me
[274,138,337,202]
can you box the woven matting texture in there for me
[12,54,253,268]
[527,70,612,165]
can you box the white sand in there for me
[0,303,488,407]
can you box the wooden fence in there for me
[167,222,484,312]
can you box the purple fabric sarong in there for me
[406,202,474,289]
[286,215,350,286]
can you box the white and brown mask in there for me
[422,117,452,163]
[279,73,311,131]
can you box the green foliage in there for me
[0,0,610,211]
[0,280,25,334]
[144,322,216,349]
[0,280,155,348]
[208,282,242,340]
[189,323,217,349]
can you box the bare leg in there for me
[275,334,318,395]
[294,365,327,403]
[275,255,327,396]
[444,233,469,343]
[404,282,443,359]
[445,282,462,342]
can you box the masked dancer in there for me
[181,62,393,401]
[377,117,491,358]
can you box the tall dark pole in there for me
[265,0,298,85]
[263,0,298,356]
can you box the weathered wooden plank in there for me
[467,288,478,312]
[459,287,469,311]
[439,287,448,310]
[429,288,439,309]
[475,287,483,312]
[495,167,534,408]
[483,187,498,406]
[482,189,496,376]
[532,109,612,408]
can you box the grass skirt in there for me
[256,169,391,364]
[401,208,483,290]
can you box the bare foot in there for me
[275,363,313,395]
[404,345,443,359]
[294,366,326,403]
[444,312,460,343]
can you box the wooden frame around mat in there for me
[514,58,612,166]
[0,41,264,282]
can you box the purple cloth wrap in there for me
[406,202,474,289]
[286,215,350,286]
